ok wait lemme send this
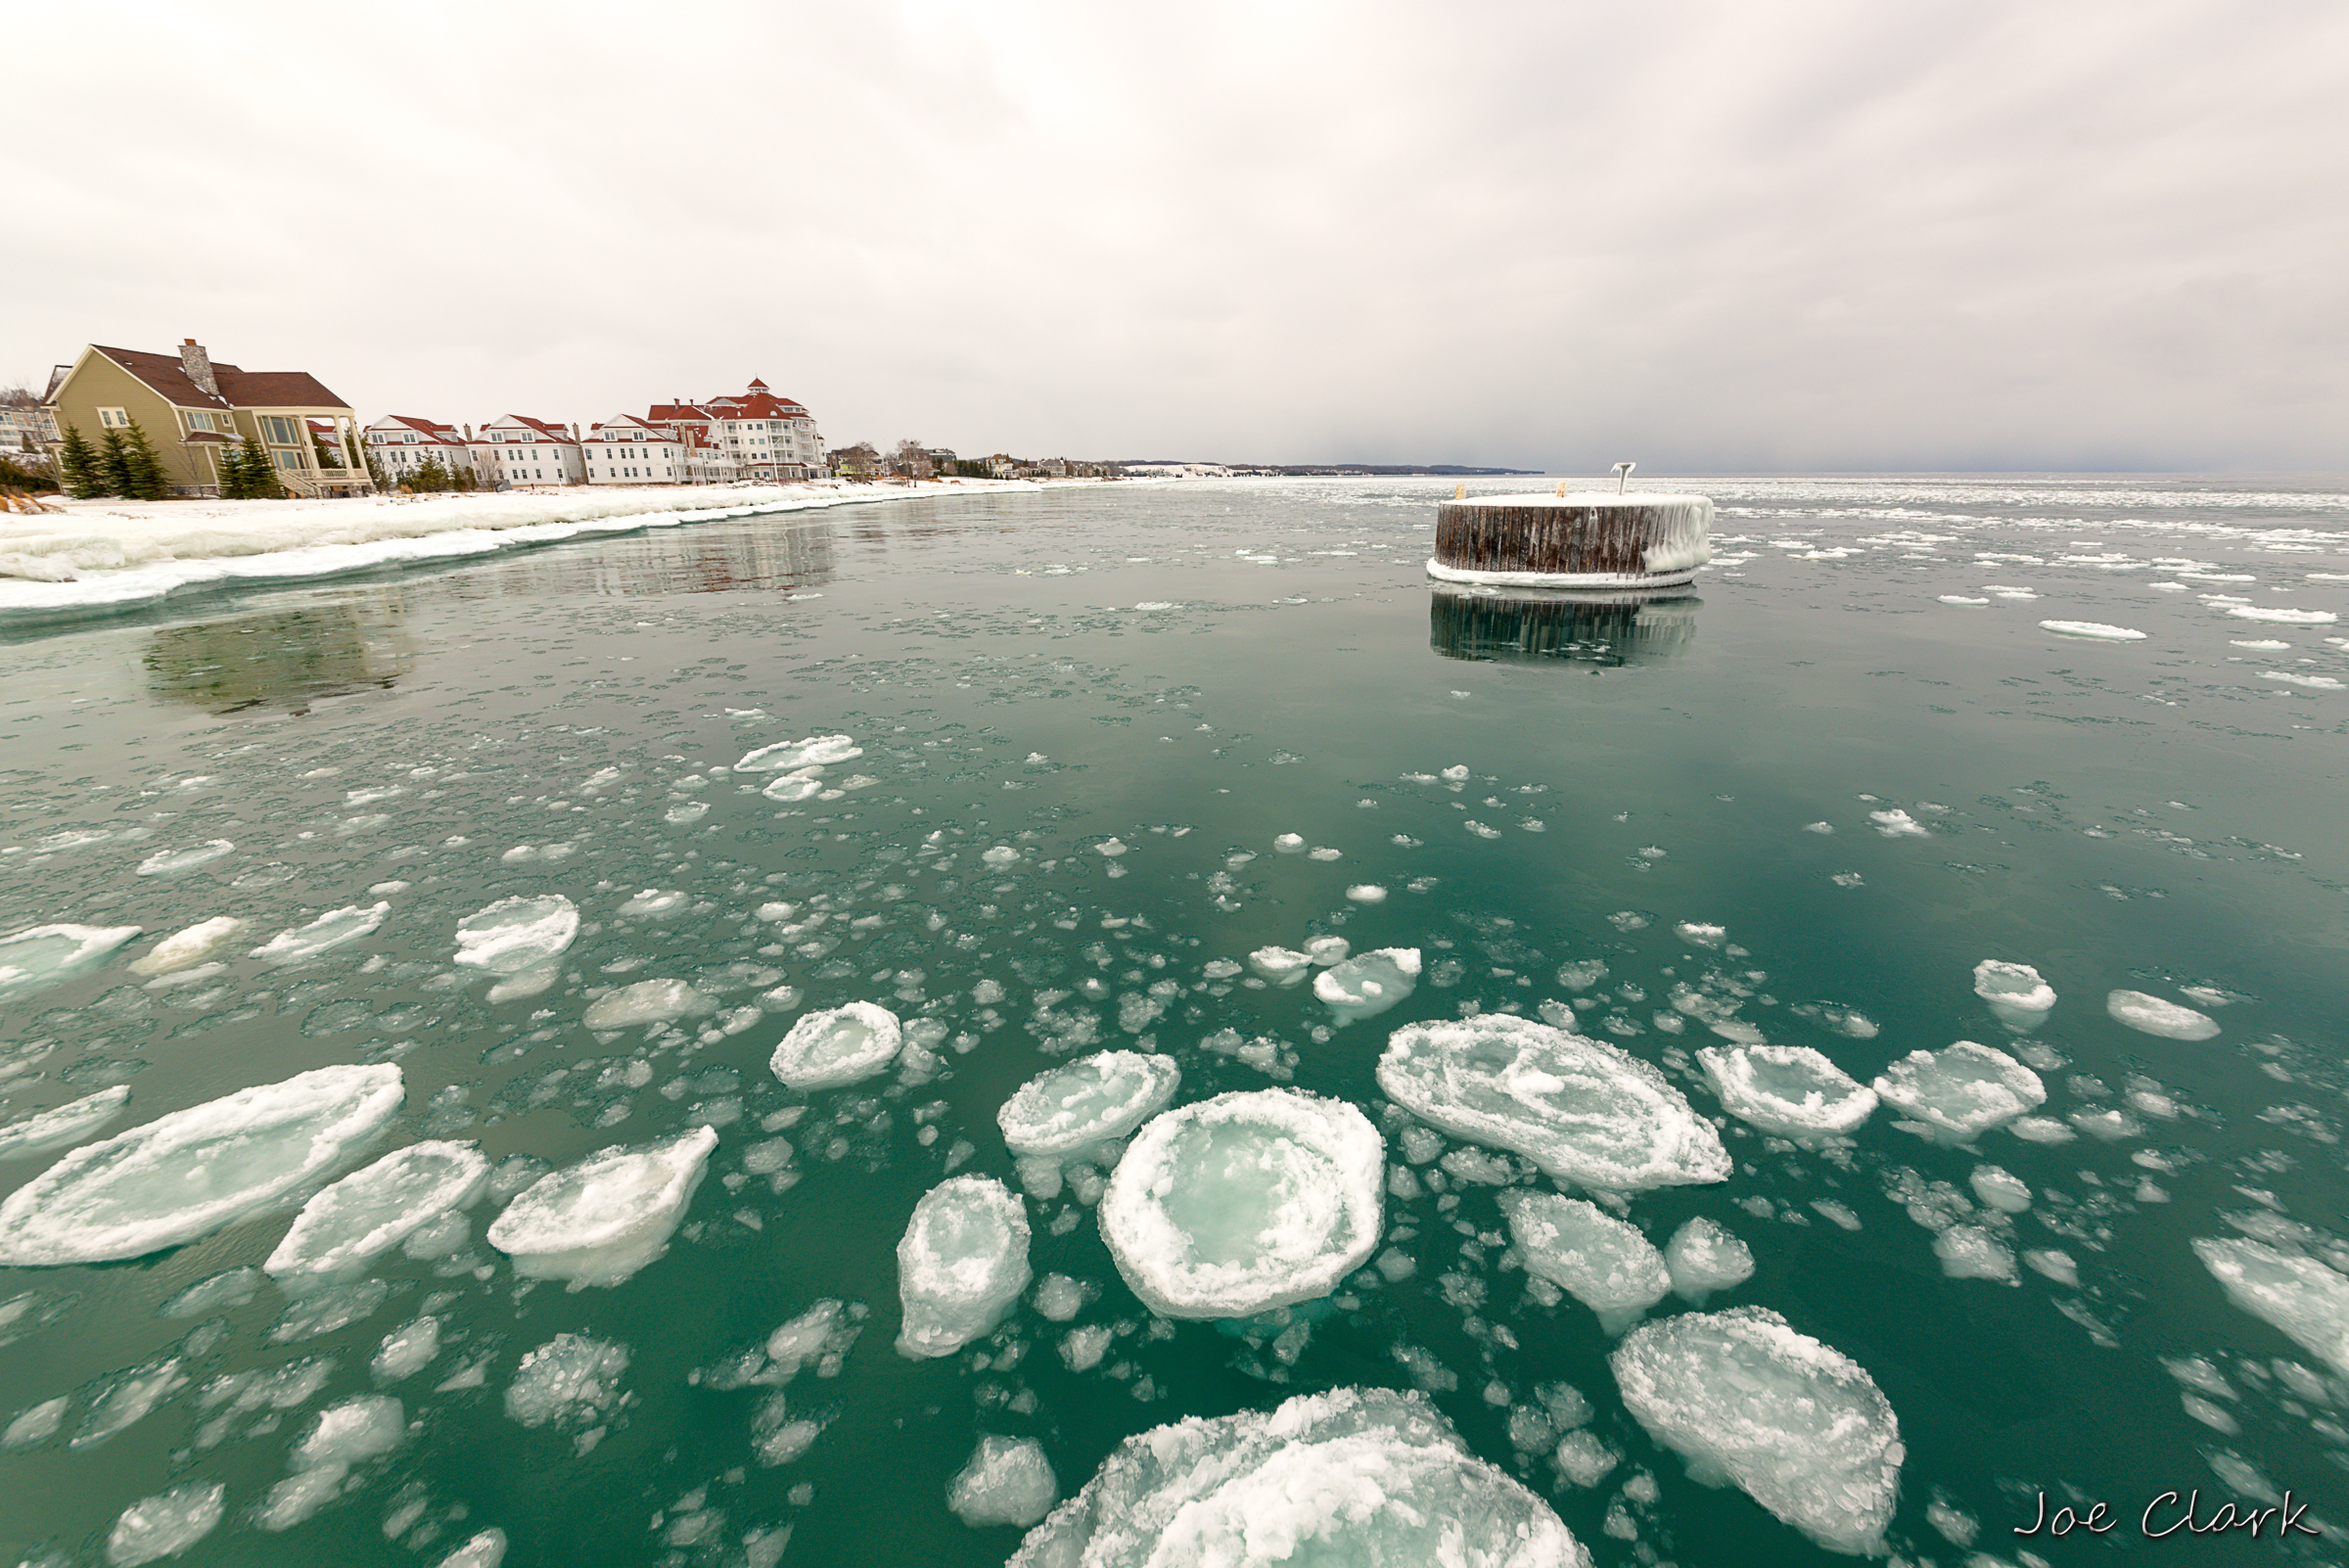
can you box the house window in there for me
[98,406,130,428]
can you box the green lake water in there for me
[0,476,2345,1566]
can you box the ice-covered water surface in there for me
[1,475,2345,1567]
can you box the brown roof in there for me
[90,345,351,412]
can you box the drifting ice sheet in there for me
[1664,1218,1755,1303]
[1696,1043,1876,1142]
[1499,1190,1669,1333]
[453,896,579,973]
[0,923,141,999]
[127,917,245,977]
[2191,1237,2349,1379]
[1010,1386,1587,1567]
[107,1481,226,1567]
[0,1065,404,1266]
[949,1434,1059,1528]
[1613,1307,1903,1555]
[251,902,389,964]
[265,1140,489,1281]
[1377,1015,1729,1191]
[1100,1089,1382,1318]
[1312,947,1420,1023]
[738,735,862,771]
[997,1051,1180,1160]
[768,1001,902,1090]
[1870,1041,2046,1143]
[1972,960,2055,1031]
[897,1176,1032,1358]
[2105,990,2219,1040]
[485,1127,716,1287]
[0,1085,131,1161]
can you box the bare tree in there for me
[0,385,38,409]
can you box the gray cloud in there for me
[15,0,2346,470]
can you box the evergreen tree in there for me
[117,420,170,500]
[96,428,132,496]
[408,455,450,492]
[231,435,284,499]
[57,424,103,498]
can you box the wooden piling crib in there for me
[1428,468,1713,588]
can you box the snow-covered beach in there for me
[0,479,1048,625]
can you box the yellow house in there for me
[43,340,367,498]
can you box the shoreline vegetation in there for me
[0,478,1077,627]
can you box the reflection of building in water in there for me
[145,597,415,714]
[1429,584,1700,668]
[434,518,840,601]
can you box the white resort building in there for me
[363,416,475,484]
[646,379,823,482]
[471,416,585,487]
[581,415,687,484]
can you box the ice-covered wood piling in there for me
[1428,492,1713,588]
[1430,584,1699,667]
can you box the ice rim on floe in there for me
[996,1050,1181,1161]
[1377,1014,1729,1192]
[484,1126,717,1288]
[1695,1042,1878,1143]
[0,1064,405,1266]
[1972,959,2056,1032]
[1099,1088,1384,1319]
[736,734,862,771]
[897,1174,1033,1359]
[768,1000,903,1090]
[1869,1040,2046,1143]
[1009,1386,1589,1568]
[452,895,579,974]
[1612,1307,1903,1556]
[264,1139,490,1282]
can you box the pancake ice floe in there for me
[485,1127,716,1287]
[897,1175,1033,1358]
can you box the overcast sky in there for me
[16,0,2347,471]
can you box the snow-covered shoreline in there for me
[0,480,1048,626]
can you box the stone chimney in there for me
[179,339,219,398]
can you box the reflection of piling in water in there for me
[145,599,415,714]
[1429,491,1713,588]
[1429,584,1700,667]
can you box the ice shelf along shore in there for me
[0,473,2344,1568]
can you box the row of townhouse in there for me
[366,379,827,490]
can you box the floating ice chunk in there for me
[1969,1166,2031,1214]
[434,1530,508,1568]
[262,1393,405,1523]
[1972,959,2055,1031]
[2232,638,2291,650]
[982,845,1022,866]
[583,978,711,1031]
[0,923,141,997]
[1554,1430,1618,1488]
[1034,1273,1088,1321]
[1499,1190,1668,1333]
[0,1065,403,1266]
[2192,1238,2349,1378]
[2040,620,2146,640]
[1095,839,1128,857]
[1870,1041,2046,1143]
[107,1481,225,1566]
[1313,947,1420,1023]
[1344,884,1387,903]
[2230,605,2336,624]
[2261,669,2347,689]
[1304,936,1350,965]
[486,1127,717,1287]
[1696,1043,1876,1143]
[2105,990,2219,1040]
[1378,1015,1729,1192]
[1010,1387,1584,1568]
[1866,809,1928,838]
[1664,1218,1754,1303]
[127,917,245,978]
[618,888,690,917]
[1933,1225,2017,1282]
[486,966,561,1004]
[1675,922,1727,947]
[1247,946,1312,985]
[1613,1308,1902,1555]
[738,735,862,770]
[768,1001,902,1090]
[454,896,578,973]
[4,1396,65,1449]
[1937,595,1989,606]
[762,774,823,802]
[896,1175,1032,1358]
[505,1333,629,1427]
[998,1051,1180,1160]
[252,903,389,964]
[1101,1089,1382,1318]
[0,1084,131,1160]
[949,1434,1059,1528]
[373,1316,442,1382]
[134,841,234,877]
[265,1140,489,1282]
[1272,833,1307,853]
[2024,1249,2079,1287]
